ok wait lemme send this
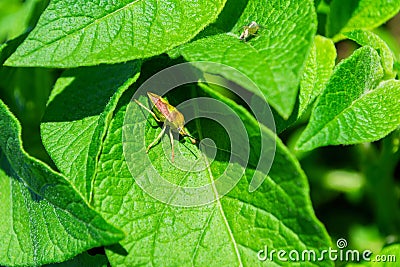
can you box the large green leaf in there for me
[40,61,141,200]
[345,30,397,79]
[0,99,123,266]
[92,87,332,266]
[296,46,400,151]
[5,0,226,67]
[275,35,337,133]
[174,0,317,118]
[298,36,337,117]
[327,0,400,40]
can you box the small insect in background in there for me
[239,21,261,41]
[134,92,196,162]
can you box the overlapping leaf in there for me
[296,46,400,151]
[298,36,337,117]
[327,0,400,39]
[92,87,332,266]
[0,100,123,266]
[275,35,337,133]
[40,61,141,200]
[174,0,317,118]
[5,0,226,67]
[345,30,397,79]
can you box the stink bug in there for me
[239,21,260,41]
[134,92,196,162]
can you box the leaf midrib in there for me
[18,0,141,58]
[300,84,379,149]
[192,106,242,265]
[203,154,243,266]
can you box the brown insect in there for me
[134,92,196,162]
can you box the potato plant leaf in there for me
[296,46,400,151]
[40,61,141,200]
[5,0,226,67]
[91,88,332,266]
[345,29,397,79]
[174,0,317,119]
[0,100,124,266]
[327,0,400,40]
[275,35,337,133]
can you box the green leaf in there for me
[92,88,332,266]
[0,99,123,266]
[275,35,337,133]
[40,61,141,200]
[174,0,317,118]
[0,33,28,64]
[299,35,337,117]
[296,46,400,151]
[370,244,400,267]
[327,0,400,40]
[345,30,397,79]
[5,0,226,68]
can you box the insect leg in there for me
[146,123,166,153]
[169,128,174,162]
[134,99,161,122]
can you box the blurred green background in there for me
[1,0,399,262]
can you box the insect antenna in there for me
[184,134,197,144]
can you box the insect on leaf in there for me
[134,92,196,162]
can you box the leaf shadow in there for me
[1,148,41,197]
[43,62,138,123]
[211,0,249,32]
[106,243,129,256]
[190,0,249,41]
[327,0,360,37]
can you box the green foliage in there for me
[299,36,337,117]
[5,0,226,67]
[174,0,317,118]
[1,0,400,266]
[92,86,330,266]
[0,0,48,43]
[40,62,141,199]
[0,100,124,266]
[275,35,337,132]
[296,46,400,151]
[345,30,397,79]
[327,0,400,40]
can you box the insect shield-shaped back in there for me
[142,92,196,162]
[147,92,186,133]
[147,92,168,122]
